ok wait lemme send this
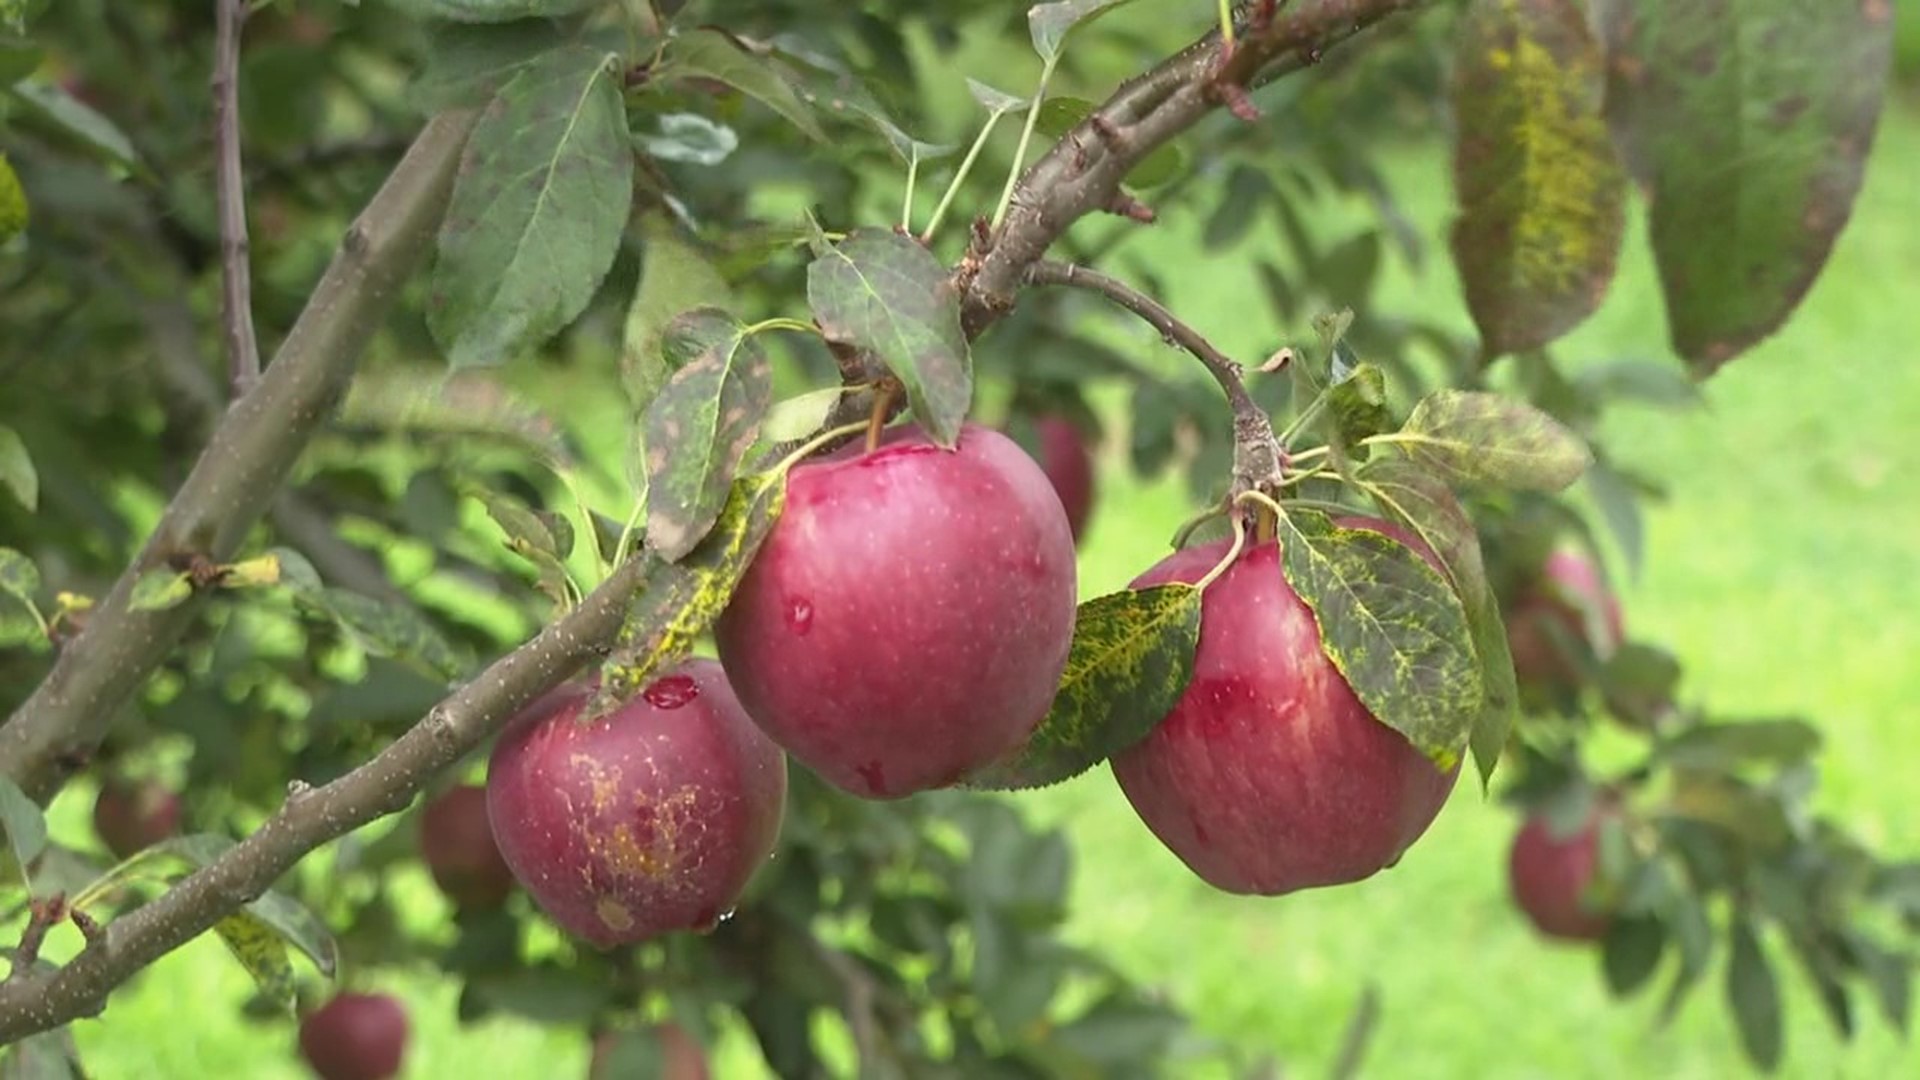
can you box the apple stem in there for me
[865,382,899,453]
[1194,508,1249,593]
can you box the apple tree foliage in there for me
[0,0,1913,1076]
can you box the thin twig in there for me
[1025,260,1284,493]
[213,0,261,398]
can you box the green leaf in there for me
[1032,96,1184,188]
[966,77,1029,115]
[964,585,1203,791]
[1449,0,1626,356]
[1657,891,1716,1025]
[428,45,634,369]
[0,155,25,247]
[1848,932,1912,1036]
[1392,389,1591,491]
[467,962,617,1022]
[213,911,298,1009]
[0,546,39,601]
[1358,458,1518,786]
[411,19,573,110]
[467,486,576,604]
[658,28,825,142]
[622,214,735,410]
[1029,0,1145,64]
[0,774,47,880]
[1326,361,1394,451]
[806,229,971,446]
[337,368,576,466]
[1585,456,1646,576]
[314,588,470,681]
[1727,917,1784,1072]
[72,834,337,980]
[642,309,774,562]
[0,40,40,87]
[1277,510,1481,770]
[0,1025,83,1080]
[128,569,193,612]
[6,79,138,171]
[1660,719,1822,772]
[1599,642,1682,728]
[1596,0,1893,371]
[382,0,596,22]
[761,387,845,444]
[1602,915,1667,997]
[1573,359,1703,410]
[593,472,787,714]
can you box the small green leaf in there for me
[382,0,597,22]
[1727,917,1784,1072]
[966,78,1029,115]
[965,585,1203,791]
[1278,510,1482,769]
[1848,932,1912,1036]
[428,45,633,369]
[1449,0,1626,356]
[642,309,774,562]
[593,472,787,715]
[129,569,193,612]
[1585,456,1646,576]
[467,486,576,604]
[658,29,826,142]
[1657,891,1716,1025]
[1659,719,1822,772]
[320,588,470,680]
[0,774,47,880]
[1597,0,1893,371]
[1326,361,1394,451]
[0,155,25,247]
[411,19,573,110]
[213,911,298,1009]
[622,214,735,411]
[1032,96,1184,188]
[1358,458,1517,785]
[1599,642,1682,728]
[807,229,971,447]
[1392,389,1591,491]
[7,79,138,171]
[1029,0,1145,63]
[1602,915,1667,997]
[761,387,844,444]
[216,554,282,590]
[0,547,39,600]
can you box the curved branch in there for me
[959,0,1428,336]
[0,110,478,804]
[0,551,658,1043]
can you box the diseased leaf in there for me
[1359,457,1518,785]
[428,46,633,369]
[213,912,298,1009]
[1450,0,1626,356]
[593,473,787,715]
[1602,915,1666,997]
[0,774,47,880]
[1029,0,1145,63]
[658,29,825,142]
[1326,362,1394,451]
[642,309,774,561]
[622,214,735,410]
[129,569,193,612]
[807,229,971,446]
[1597,0,1894,371]
[1727,917,1784,1072]
[1278,510,1481,769]
[411,18,573,110]
[1393,390,1591,491]
[382,0,597,22]
[966,585,1203,791]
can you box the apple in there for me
[590,1022,711,1080]
[298,992,408,1080]
[485,659,787,948]
[1509,803,1615,942]
[92,779,182,861]
[1032,415,1096,543]
[714,422,1077,799]
[1111,516,1461,895]
[418,783,515,912]
[1506,549,1625,691]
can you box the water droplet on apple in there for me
[643,675,701,710]
[785,597,814,635]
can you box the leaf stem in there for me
[865,382,898,453]
[901,150,919,233]
[771,420,871,477]
[742,316,819,338]
[921,108,1010,243]
[990,59,1057,233]
[1286,444,1331,466]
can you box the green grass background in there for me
[40,89,1920,1080]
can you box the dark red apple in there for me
[1506,549,1625,691]
[1111,516,1461,895]
[1033,415,1096,542]
[485,659,787,948]
[92,779,182,861]
[714,422,1077,799]
[1509,803,1615,941]
[298,992,408,1080]
[418,783,515,912]
[590,1022,711,1080]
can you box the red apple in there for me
[714,422,1077,799]
[299,992,408,1080]
[418,783,515,912]
[92,779,182,861]
[1506,549,1625,691]
[590,1022,711,1080]
[1111,516,1461,895]
[485,660,787,948]
[1509,803,1615,941]
[1033,415,1096,543]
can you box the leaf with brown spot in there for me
[1594,0,1893,371]
[1450,0,1626,358]
[642,309,774,562]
